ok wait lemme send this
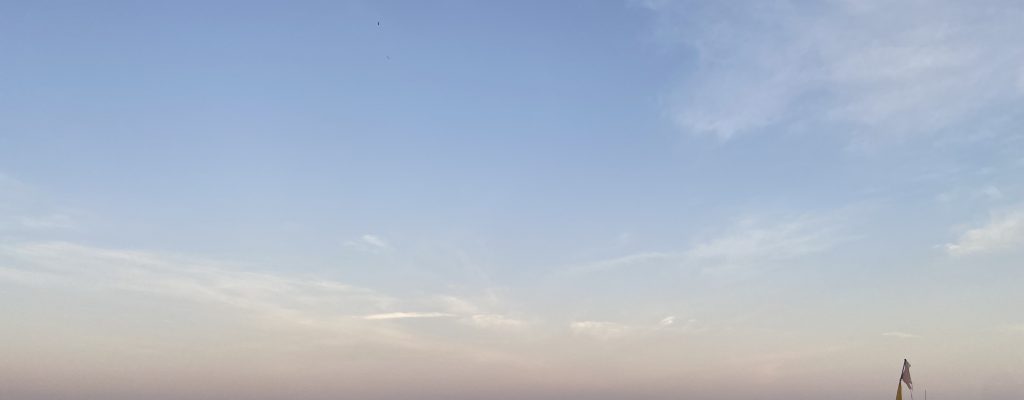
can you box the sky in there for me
[1,0,1023,399]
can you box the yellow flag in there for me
[896,382,903,400]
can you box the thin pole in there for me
[896,361,904,400]
[898,359,905,391]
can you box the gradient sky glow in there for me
[2,1,1024,399]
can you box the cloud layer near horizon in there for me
[3,1,1024,399]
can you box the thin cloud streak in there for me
[685,215,843,265]
[0,241,531,349]
[566,213,843,275]
[0,242,392,323]
[363,312,456,320]
[945,207,1024,256]
[344,233,392,253]
[882,331,920,339]
[466,314,526,329]
[645,1,1024,142]
[569,316,703,340]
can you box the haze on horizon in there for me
[1,1,1023,399]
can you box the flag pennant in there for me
[901,359,913,390]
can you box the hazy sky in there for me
[2,1,1024,399]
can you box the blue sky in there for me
[2,1,1024,399]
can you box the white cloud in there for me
[570,321,634,340]
[0,241,395,323]
[567,251,674,275]
[0,173,79,233]
[0,240,534,343]
[434,295,483,314]
[466,314,525,329]
[361,234,389,249]
[0,241,552,366]
[569,316,701,340]
[882,331,920,339]
[646,1,1024,141]
[936,185,1005,204]
[363,312,456,320]
[344,233,392,253]
[18,213,77,230]
[569,213,842,275]
[685,215,841,266]
[945,208,1024,255]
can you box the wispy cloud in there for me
[0,173,79,233]
[17,213,77,230]
[685,215,842,267]
[466,314,526,329]
[363,312,456,320]
[360,234,389,249]
[936,185,1005,205]
[568,213,842,275]
[567,251,674,275]
[0,242,394,322]
[428,295,527,330]
[570,320,634,340]
[434,294,486,314]
[945,207,1024,255]
[569,316,702,340]
[645,1,1024,142]
[882,331,920,339]
[344,234,392,253]
[0,240,550,366]
[0,240,540,349]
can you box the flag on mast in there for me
[895,359,914,400]
[901,359,913,390]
